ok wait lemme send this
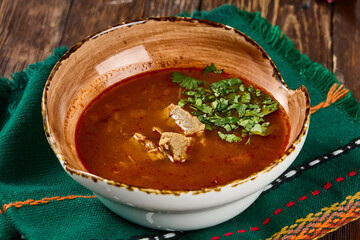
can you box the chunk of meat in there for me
[165,104,205,136]
[132,133,165,161]
[159,132,192,162]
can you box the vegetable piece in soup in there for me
[75,67,290,191]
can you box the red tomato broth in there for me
[75,68,290,191]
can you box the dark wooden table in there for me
[1,0,359,239]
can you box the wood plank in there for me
[323,220,360,240]
[142,0,200,17]
[60,0,200,48]
[59,0,146,47]
[333,0,360,100]
[199,0,333,71]
[0,0,71,78]
[328,0,360,236]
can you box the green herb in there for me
[250,122,269,136]
[178,99,187,107]
[248,85,254,93]
[218,131,241,143]
[228,103,247,117]
[195,103,212,114]
[240,92,251,104]
[187,97,195,103]
[173,65,279,143]
[245,135,252,145]
[239,84,245,92]
[171,72,203,90]
[205,124,213,131]
[203,63,224,75]
[238,118,255,132]
[262,102,278,116]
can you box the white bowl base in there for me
[95,189,262,231]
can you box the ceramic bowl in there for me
[42,17,310,231]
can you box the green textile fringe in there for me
[0,46,68,130]
[183,5,360,123]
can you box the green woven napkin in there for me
[1,5,359,240]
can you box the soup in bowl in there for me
[42,17,310,231]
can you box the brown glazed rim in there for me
[42,17,311,196]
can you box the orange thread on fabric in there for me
[0,195,96,214]
[211,170,360,240]
[310,83,349,114]
[294,207,360,240]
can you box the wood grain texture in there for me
[333,0,360,100]
[0,0,71,78]
[142,0,200,17]
[200,0,333,70]
[60,0,200,49]
[59,0,147,47]
[323,1,360,226]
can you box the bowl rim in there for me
[42,16,311,196]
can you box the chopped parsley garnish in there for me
[171,72,203,90]
[172,65,279,143]
[218,132,241,143]
[203,63,224,75]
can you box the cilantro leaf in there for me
[262,96,274,105]
[246,135,251,145]
[250,122,270,136]
[245,108,264,118]
[238,118,256,132]
[262,102,278,115]
[233,94,241,103]
[239,84,245,92]
[211,116,239,127]
[211,81,228,92]
[187,97,195,103]
[223,124,238,132]
[197,87,207,95]
[218,131,241,143]
[248,85,254,93]
[203,63,224,75]
[178,99,187,107]
[211,100,219,109]
[228,103,247,117]
[171,72,203,89]
[224,78,242,86]
[203,63,216,75]
[205,124,213,131]
[217,98,229,111]
[248,104,260,109]
[240,92,251,104]
[195,98,202,107]
[195,103,212,114]
[185,90,198,96]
